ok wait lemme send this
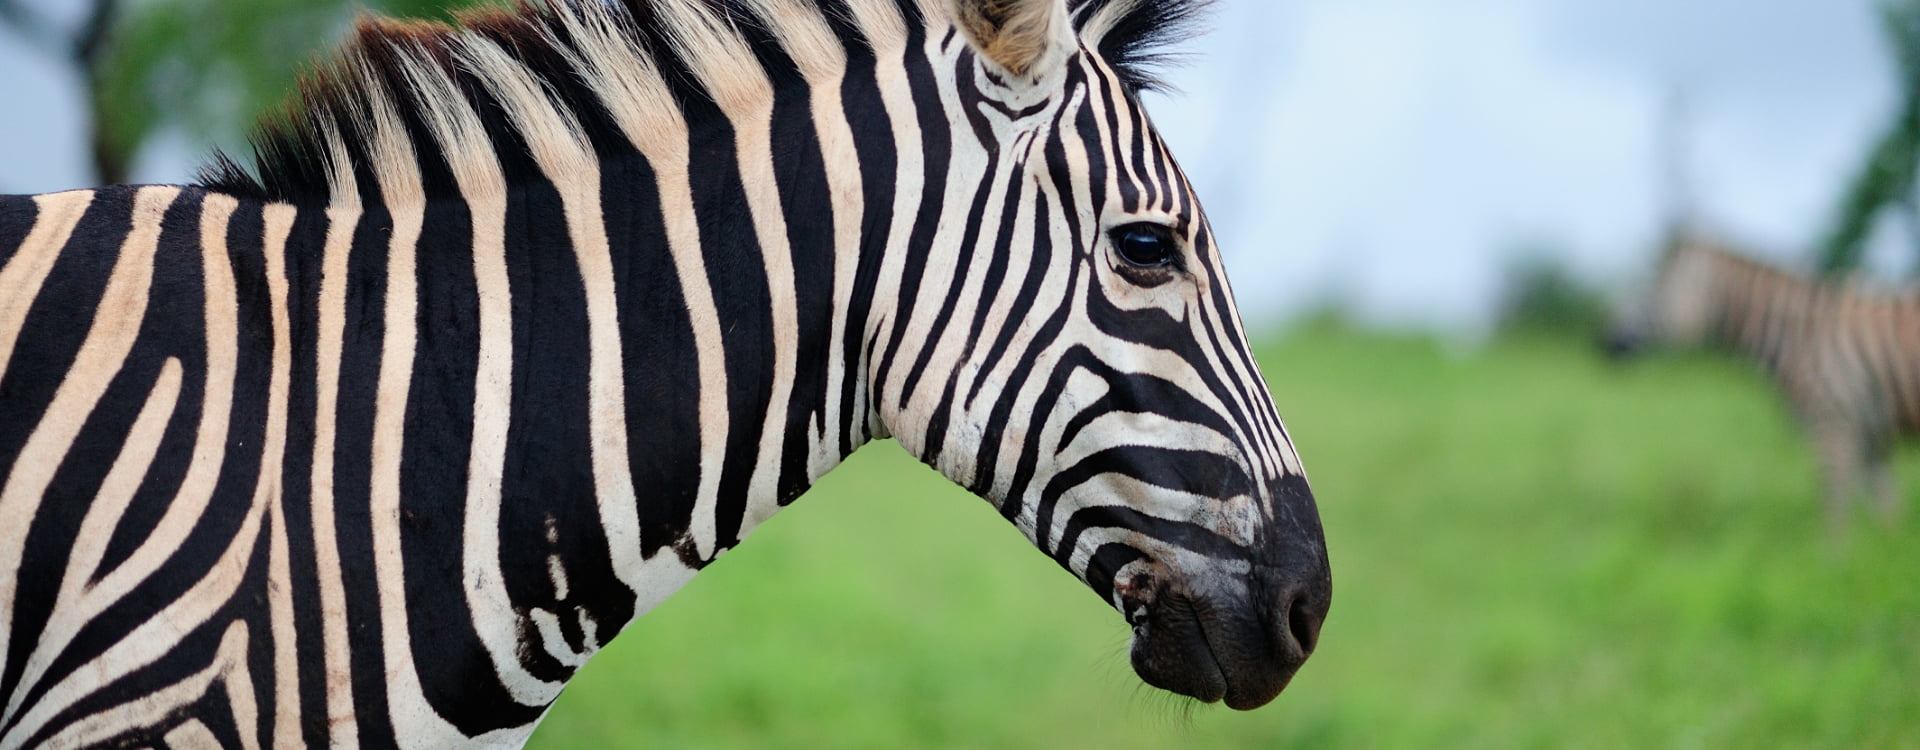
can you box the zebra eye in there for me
[1111,223,1177,269]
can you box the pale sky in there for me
[0,0,1901,332]
[1150,0,1898,331]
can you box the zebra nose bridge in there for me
[1220,428,1277,508]
[1265,474,1330,610]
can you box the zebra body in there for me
[0,0,1331,746]
[1611,229,1920,523]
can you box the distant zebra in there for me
[1608,226,1920,524]
[0,0,1331,746]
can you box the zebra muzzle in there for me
[1125,556,1328,710]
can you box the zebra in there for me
[1607,225,1920,526]
[0,0,1332,745]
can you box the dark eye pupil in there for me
[1116,226,1173,268]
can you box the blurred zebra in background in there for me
[0,0,1331,746]
[1608,226,1920,525]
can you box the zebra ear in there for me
[948,0,1076,79]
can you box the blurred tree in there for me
[1819,0,1920,275]
[0,0,126,183]
[1495,248,1609,340]
[0,0,495,186]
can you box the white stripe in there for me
[163,720,222,750]
[308,115,364,750]
[257,201,303,749]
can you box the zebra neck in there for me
[216,14,993,728]
[269,122,889,588]
[1708,257,1810,373]
[254,8,968,597]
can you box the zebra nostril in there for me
[1286,594,1320,656]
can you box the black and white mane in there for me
[199,0,1209,205]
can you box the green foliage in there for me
[1820,0,1920,275]
[92,0,342,179]
[109,0,505,164]
[1495,253,1610,339]
[531,330,1920,749]
[30,0,501,183]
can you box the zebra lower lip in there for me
[1128,603,1229,705]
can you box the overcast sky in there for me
[0,0,1900,332]
[1152,0,1897,330]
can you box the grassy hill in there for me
[530,325,1920,749]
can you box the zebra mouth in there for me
[1129,609,1227,704]
[1127,589,1310,710]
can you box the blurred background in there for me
[4,0,1918,746]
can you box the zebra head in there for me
[867,0,1331,709]
[1607,227,1722,359]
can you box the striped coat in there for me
[0,0,1331,746]
[1610,228,1920,523]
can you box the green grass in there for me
[529,325,1920,749]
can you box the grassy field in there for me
[528,325,1920,749]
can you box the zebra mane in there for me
[1075,0,1209,92]
[196,0,1209,203]
[1669,230,1917,300]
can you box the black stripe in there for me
[605,145,702,566]
[963,64,1093,414]
[836,35,900,455]
[964,196,1060,412]
[1091,63,1135,212]
[675,79,778,555]
[217,197,281,740]
[397,184,543,733]
[29,190,251,721]
[0,189,129,491]
[769,52,841,507]
[475,157,597,732]
[1198,219,1290,476]
[988,284,1084,515]
[0,193,39,270]
[1053,365,1235,454]
[1054,504,1246,569]
[923,167,1042,476]
[332,201,397,747]
[1119,73,1157,209]
[1034,445,1253,558]
[273,202,337,749]
[1187,229,1275,477]
[1082,543,1148,606]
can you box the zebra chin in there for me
[1113,539,1331,710]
